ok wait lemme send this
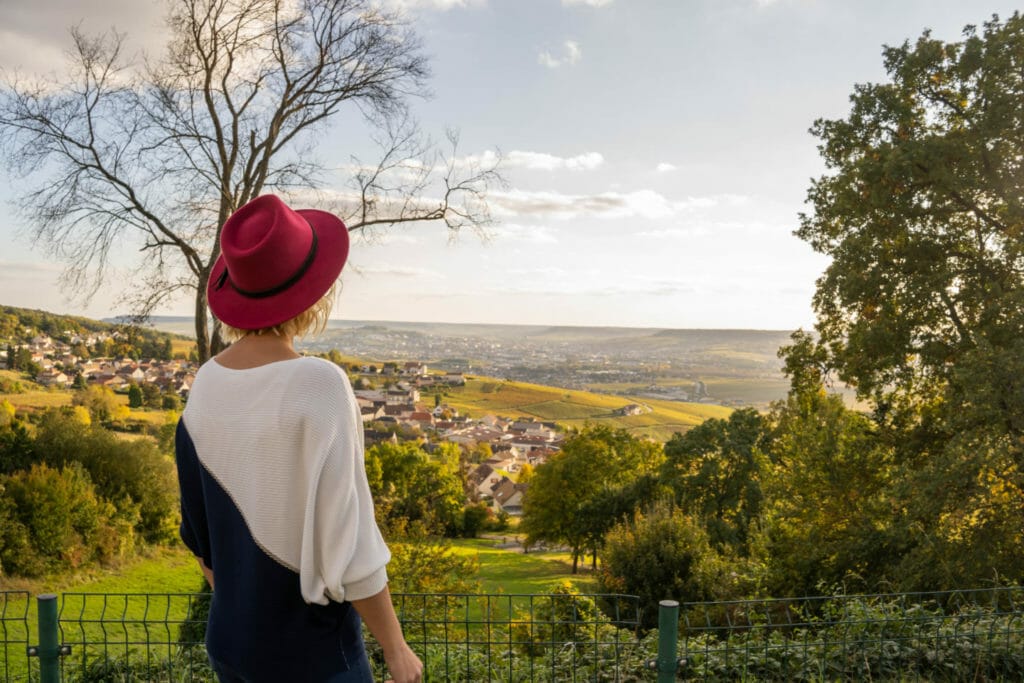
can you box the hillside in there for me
[442,376,730,442]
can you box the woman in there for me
[175,194,423,683]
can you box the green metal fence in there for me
[1,592,32,683]
[5,587,1024,681]
[676,586,1024,681]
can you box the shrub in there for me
[33,409,179,543]
[0,463,128,575]
[599,501,727,629]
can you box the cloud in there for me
[380,0,484,10]
[351,264,444,278]
[562,0,614,6]
[635,226,711,239]
[656,162,678,172]
[539,40,582,69]
[486,277,698,298]
[489,223,559,244]
[490,189,748,220]
[507,151,603,171]
[636,219,790,240]
[0,260,63,275]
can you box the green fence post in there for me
[35,593,61,683]
[655,599,680,682]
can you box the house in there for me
[491,477,527,516]
[443,372,466,386]
[616,403,644,416]
[36,369,70,387]
[467,464,500,500]
[407,411,435,429]
[403,362,427,377]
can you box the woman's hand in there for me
[382,641,422,683]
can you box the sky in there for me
[0,0,1020,330]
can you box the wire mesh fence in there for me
[42,591,642,682]
[377,592,642,681]
[8,586,1024,681]
[56,592,213,682]
[0,592,32,683]
[676,586,1024,681]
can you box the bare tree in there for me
[0,0,503,361]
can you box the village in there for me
[3,329,566,519]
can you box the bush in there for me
[598,501,727,629]
[0,463,129,575]
[33,409,179,543]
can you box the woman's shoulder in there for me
[289,356,354,395]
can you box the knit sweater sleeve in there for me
[299,363,391,605]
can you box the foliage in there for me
[460,502,492,538]
[385,527,481,595]
[790,13,1024,594]
[511,581,607,656]
[366,441,466,537]
[662,407,770,554]
[520,424,663,572]
[0,416,34,475]
[0,463,130,575]
[72,385,121,424]
[598,501,727,629]
[127,383,143,409]
[177,576,212,651]
[674,593,1024,682]
[33,409,179,543]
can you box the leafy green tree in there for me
[0,416,34,475]
[384,521,480,594]
[799,14,1024,419]
[521,425,663,573]
[794,14,1024,592]
[14,348,31,372]
[140,382,162,409]
[0,462,127,575]
[761,336,899,597]
[460,502,491,538]
[366,442,465,537]
[662,408,770,555]
[33,410,179,543]
[72,385,120,424]
[598,502,726,629]
[127,384,143,409]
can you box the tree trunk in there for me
[194,282,211,363]
[571,550,579,574]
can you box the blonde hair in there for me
[221,283,338,342]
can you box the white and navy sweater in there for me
[175,356,390,681]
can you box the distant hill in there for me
[443,376,732,442]
[139,316,799,408]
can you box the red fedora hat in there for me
[207,194,350,330]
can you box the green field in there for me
[449,538,597,595]
[443,377,730,440]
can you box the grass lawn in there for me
[449,538,598,595]
[1,545,205,680]
[0,388,73,410]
